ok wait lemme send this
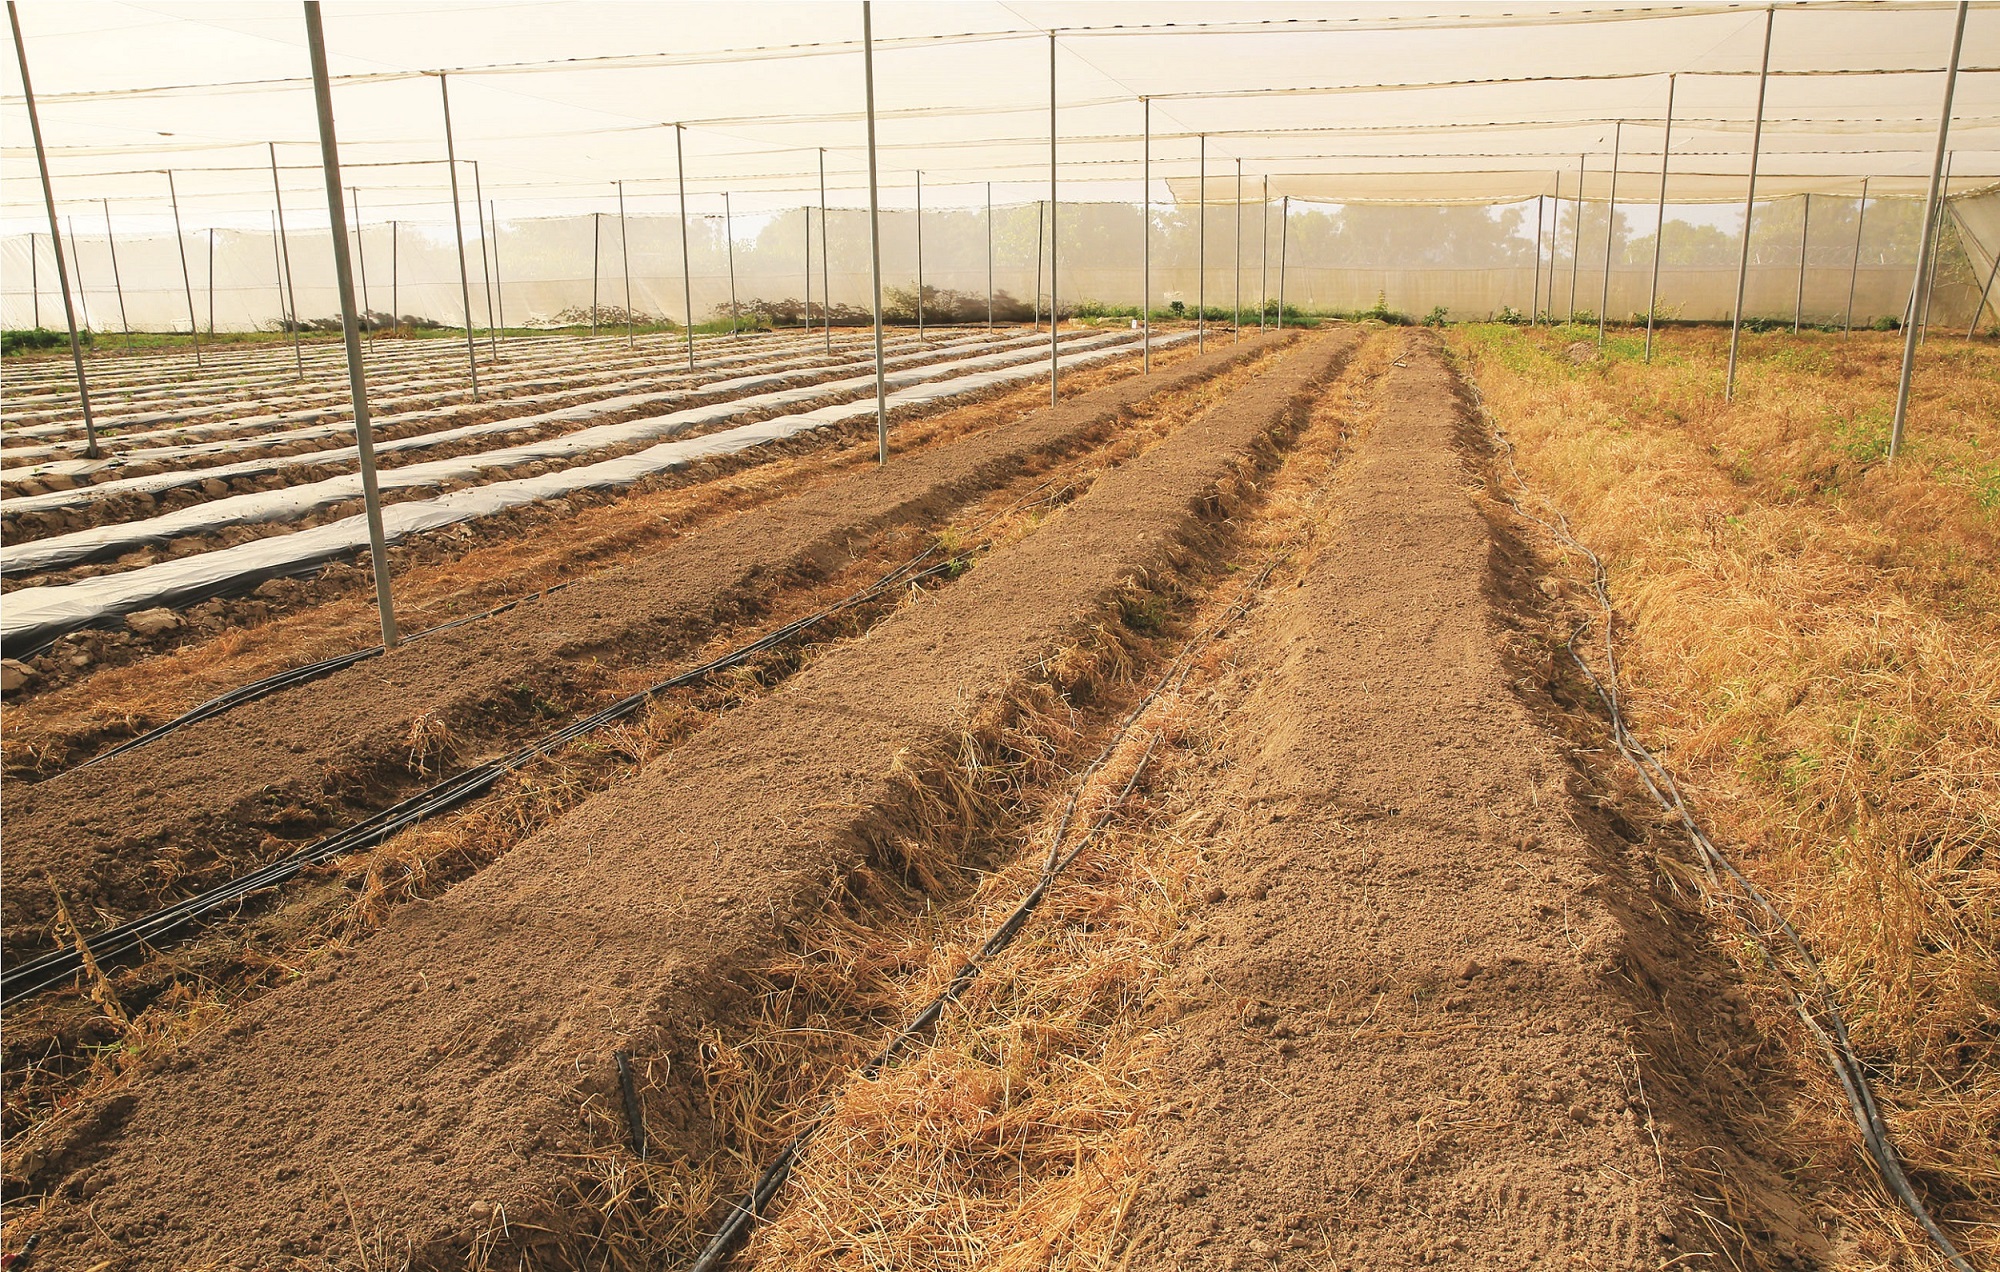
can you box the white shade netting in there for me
[2,1,1996,331]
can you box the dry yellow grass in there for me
[1448,322,1998,1270]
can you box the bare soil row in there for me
[6,331,1356,1268]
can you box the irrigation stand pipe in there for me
[1845,178,1869,336]
[1725,5,1776,403]
[725,190,741,336]
[1788,194,1807,332]
[437,72,481,398]
[1646,76,1675,361]
[1049,28,1059,406]
[1891,0,1969,459]
[9,2,102,456]
[350,185,369,315]
[101,198,129,337]
[915,170,925,337]
[304,0,398,650]
[674,124,695,370]
[489,199,507,340]
[1142,96,1151,371]
[1599,120,1621,348]
[590,212,601,338]
[1277,194,1289,329]
[167,170,203,370]
[1568,152,1584,320]
[1197,132,1207,353]
[618,179,634,349]
[863,2,889,465]
[474,160,499,360]
[269,144,307,378]
[821,149,834,352]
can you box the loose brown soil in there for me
[0,337,1273,968]
[4,331,1359,1267]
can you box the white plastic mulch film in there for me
[3,1,1997,331]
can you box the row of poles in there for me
[6,0,1984,643]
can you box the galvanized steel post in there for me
[675,124,695,370]
[1793,194,1811,333]
[1142,96,1151,370]
[1645,76,1675,361]
[724,190,740,336]
[1599,120,1621,348]
[437,72,481,397]
[1845,178,1869,336]
[473,160,498,360]
[304,0,398,650]
[618,179,634,349]
[167,170,203,369]
[1725,5,1776,402]
[101,199,129,337]
[268,146,306,377]
[1048,29,1059,406]
[1891,0,1970,458]
[863,2,889,463]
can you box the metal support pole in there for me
[65,216,90,333]
[437,73,481,397]
[1917,151,1953,342]
[863,1,889,463]
[489,199,506,341]
[350,185,369,314]
[724,190,740,336]
[304,0,398,649]
[1197,133,1206,353]
[1794,193,1811,332]
[390,218,399,334]
[1033,200,1044,330]
[1969,237,2000,339]
[1277,195,1289,329]
[1569,153,1585,320]
[269,211,287,339]
[1261,175,1269,328]
[1546,169,1561,321]
[802,189,812,335]
[1049,29,1058,405]
[1725,6,1776,402]
[1234,157,1242,341]
[1845,178,1869,336]
[1532,193,1545,328]
[473,160,497,360]
[268,145,306,378]
[675,124,695,370]
[29,230,38,329]
[1646,76,1675,360]
[9,0,99,454]
[986,179,994,331]
[821,148,833,352]
[590,211,601,337]
[167,170,203,368]
[915,170,925,337]
[1142,96,1151,369]
[1599,121,1621,347]
[1891,0,1969,459]
[206,227,214,335]
[618,180,634,348]
[101,199,129,337]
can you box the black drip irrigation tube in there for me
[3,483,1070,1007]
[69,580,581,774]
[687,550,1291,1272]
[1461,366,1975,1272]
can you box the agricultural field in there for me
[0,314,1990,1272]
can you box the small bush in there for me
[2,327,90,355]
[1869,314,1902,332]
[1422,305,1450,328]
[1496,305,1526,325]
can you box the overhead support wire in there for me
[1891,0,1970,459]
[302,0,398,653]
[437,72,481,398]
[7,0,102,458]
[1726,5,1778,403]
